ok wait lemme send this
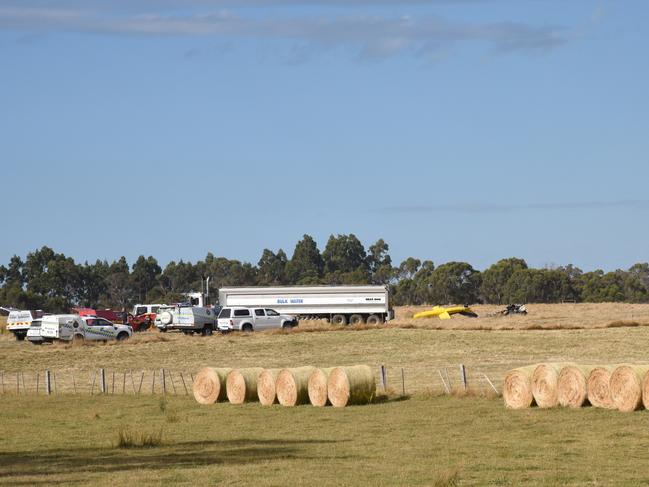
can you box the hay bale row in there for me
[192,365,376,408]
[504,363,649,412]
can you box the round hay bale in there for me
[308,368,335,407]
[503,365,536,409]
[226,367,264,404]
[532,363,574,408]
[610,364,649,412]
[257,369,280,406]
[587,366,616,409]
[192,367,231,404]
[327,365,376,408]
[557,365,595,408]
[276,366,316,407]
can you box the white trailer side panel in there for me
[218,286,391,317]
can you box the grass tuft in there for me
[115,427,164,449]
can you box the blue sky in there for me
[1,0,647,271]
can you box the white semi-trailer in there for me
[218,286,394,325]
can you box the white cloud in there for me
[0,4,568,60]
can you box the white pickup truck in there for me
[40,315,133,342]
[217,307,298,333]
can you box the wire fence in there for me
[0,369,195,396]
[0,364,501,397]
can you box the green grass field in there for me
[3,394,649,486]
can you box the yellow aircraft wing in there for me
[413,306,478,320]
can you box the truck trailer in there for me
[217,285,394,325]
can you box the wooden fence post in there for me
[180,372,188,395]
[151,370,156,394]
[161,369,166,395]
[460,364,467,391]
[100,368,107,394]
[45,369,52,396]
[401,368,406,396]
[380,365,387,391]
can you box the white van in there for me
[40,315,133,342]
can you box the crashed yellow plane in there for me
[413,305,478,320]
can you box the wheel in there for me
[349,314,364,325]
[282,322,292,330]
[201,325,213,336]
[16,334,26,342]
[30,341,42,346]
[241,323,253,333]
[159,328,167,333]
[73,334,85,343]
[158,311,173,326]
[332,314,347,326]
[366,314,382,325]
[116,332,129,341]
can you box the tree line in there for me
[1,235,648,312]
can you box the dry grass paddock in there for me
[3,303,649,396]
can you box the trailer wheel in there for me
[349,314,364,325]
[366,314,382,325]
[332,314,347,326]
[201,325,213,336]
[15,334,26,342]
